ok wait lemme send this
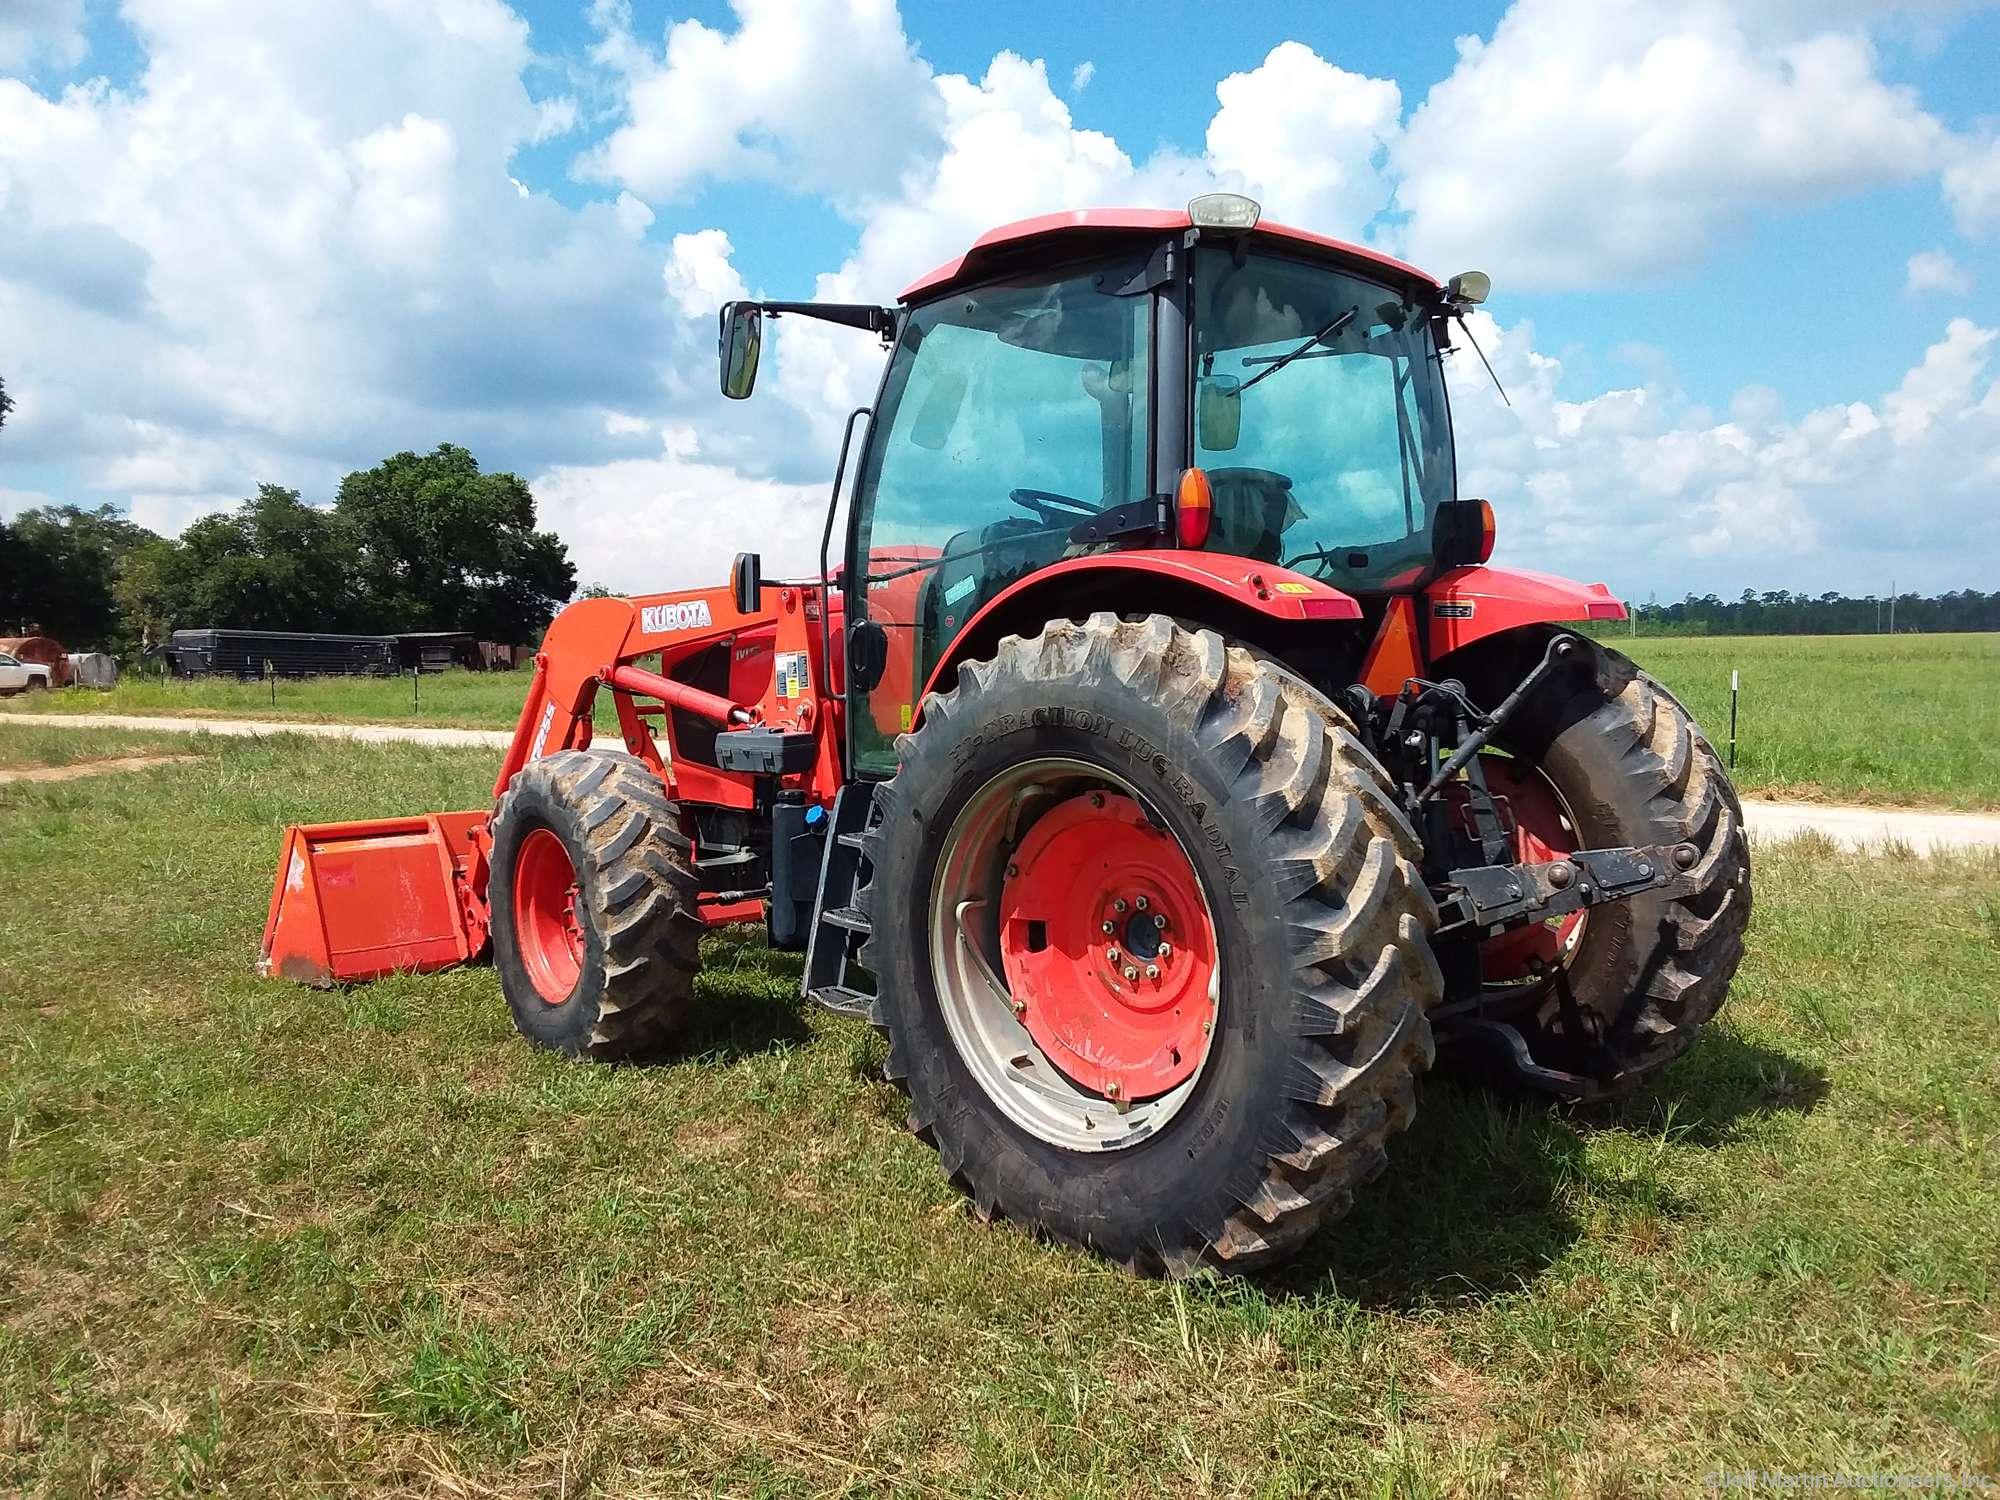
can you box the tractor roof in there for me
[900,208,1439,304]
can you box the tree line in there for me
[0,444,576,656]
[1628,589,1999,636]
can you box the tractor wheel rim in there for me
[514,826,585,1005]
[1465,753,1587,987]
[929,756,1220,1152]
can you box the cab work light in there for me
[1188,193,1261,231]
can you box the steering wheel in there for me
[1008,488,1099,524]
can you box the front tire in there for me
[857,614,1442,1276]
[488,749,702,1060]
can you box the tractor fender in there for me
[1423,566,1627,656]
[915,550,1360,718]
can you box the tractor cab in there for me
[720,196,1492,772]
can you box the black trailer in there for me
[168,629,398,679]
[393,632,482,672]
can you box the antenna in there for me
[1454,313,1510,408]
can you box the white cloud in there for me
[1069,61,1094,95]
[530,452,825,591]
[578,0,941,207]
[1447,310,1999,591]
[0,0,694,516]
[1943,135,2000,236]
[0,0,85,73]
[1905,248,1972,296]
[662,228,748,319]
[1395,0,1947,286]
[350,114,459,271]
[1205,43,1401,238]
[530,94,578,142]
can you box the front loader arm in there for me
[263,577,846,988]
[492,584,844,805]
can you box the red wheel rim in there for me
[513,827,585,1005]
[1459,756,1584,983]
[997,792,1218,1099]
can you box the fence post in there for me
[1728,669,1739,771]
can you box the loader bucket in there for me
[259,811,492,985]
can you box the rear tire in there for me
[1456,635,1750,1089]
[857,613,1442,1276]
[489,749,702,1060]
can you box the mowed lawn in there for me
[8,630,1997,808]
[1,731,1997,1495]
[1616,633,2000,810]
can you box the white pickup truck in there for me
[0,650,52,695]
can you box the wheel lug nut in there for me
[1089,792,1105,809]
[1135,895,1148,911]
[1158,942,1172,959]
[1106,947,1120,963]
[1113,898,1127,914]
[1145,965,1159,980]
[1101,920,1115,935]
[1123,966,1139,981]
[1153,913,1167,929]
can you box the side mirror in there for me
[1196,375,1242,452]
[719,301,762,400]
[731,551,762,614]
[1446,271,1490,306]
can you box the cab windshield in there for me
[1193,247,1454,592]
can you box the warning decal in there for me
[775,651,810,699]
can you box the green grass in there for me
[9,632,1998,808]
[0,724,212,772]
[2,731,1997,1495]
[0,668,531,730]
[1613,632,2000,810]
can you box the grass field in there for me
[1612,633,2000,810]
[2,731,1997,1495]
[6,632,1996,808]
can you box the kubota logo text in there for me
[641,601,712,634]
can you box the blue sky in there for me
[2,0,1997,599]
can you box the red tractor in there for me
[262,196,1749,1276]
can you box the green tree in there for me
[0,504,159,648]
[160,485,365,633]
[0,374,13,432]
[112,536,181,655]
[335,444,575,642]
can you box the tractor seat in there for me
[918,516,1068,676]
[1206,468,1302,564]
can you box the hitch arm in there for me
[1434,841,1703,941]
[1415,633,1576,805]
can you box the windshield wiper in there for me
[1237,307,1358,393]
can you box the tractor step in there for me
[807,984,876,1020]
[803,782,879,1009]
